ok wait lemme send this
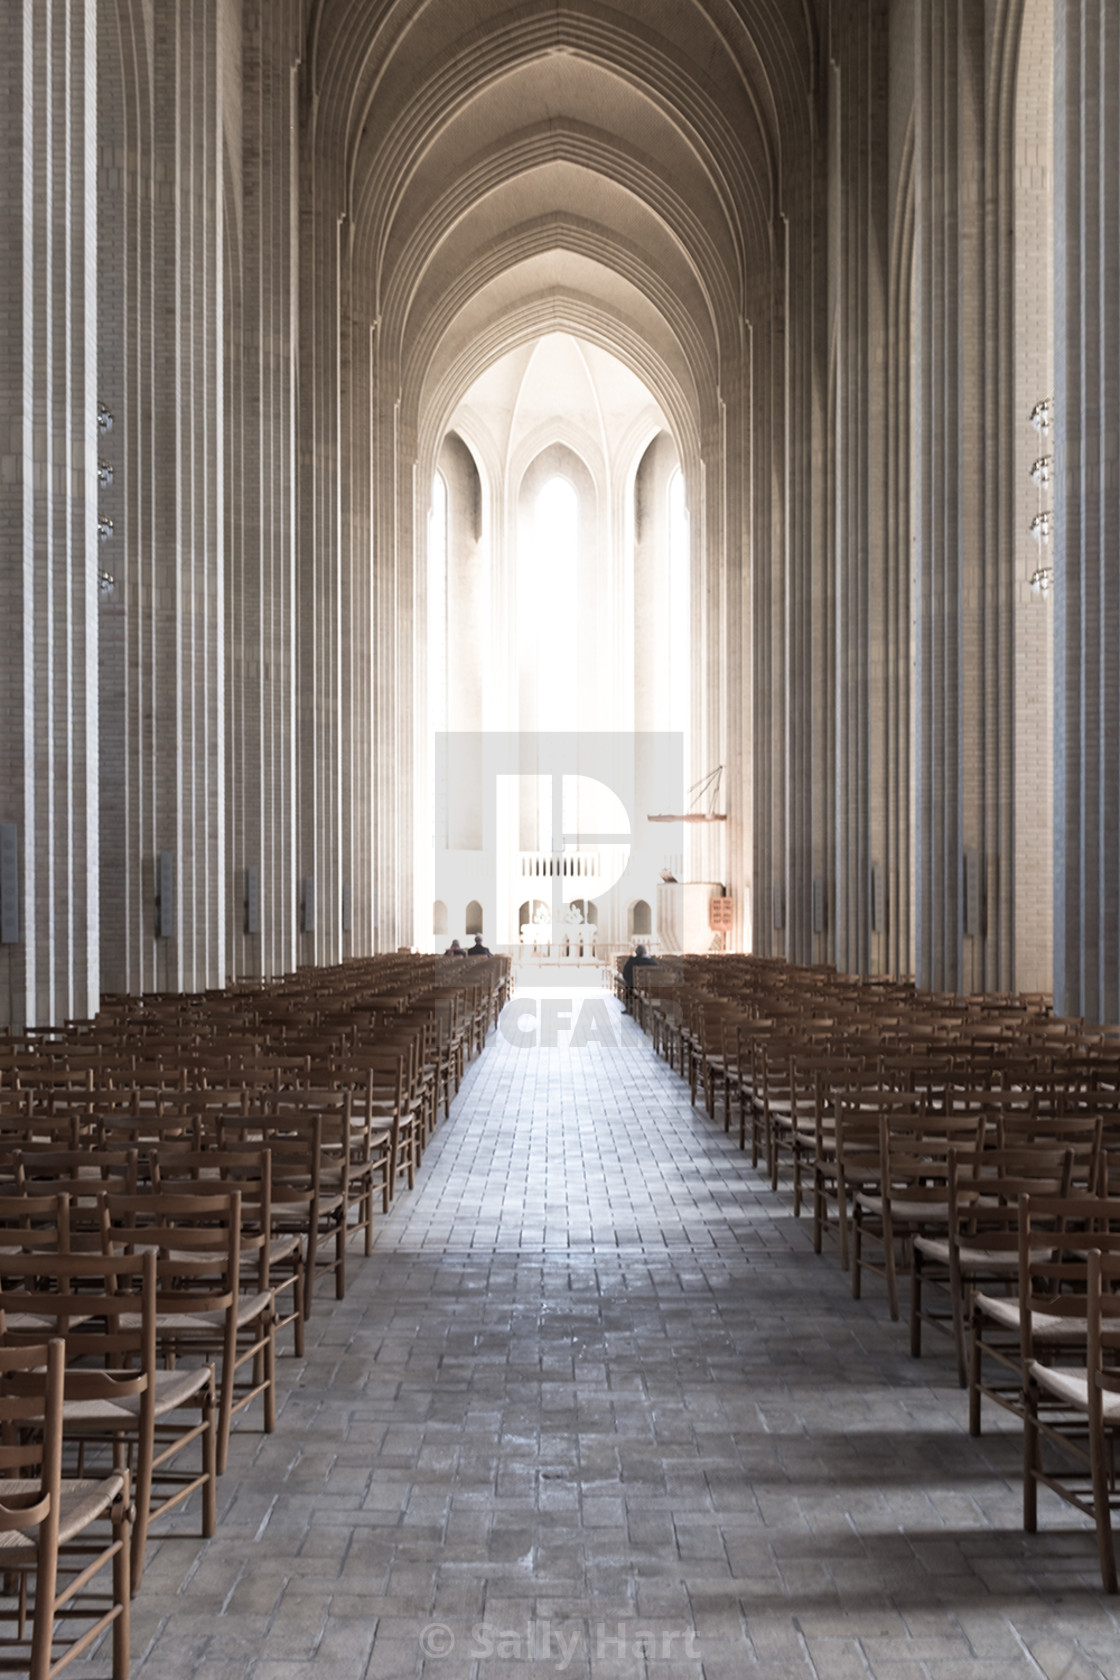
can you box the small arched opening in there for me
[628,899,652,938]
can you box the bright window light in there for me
[429,471,447,734]
[668,466,690,746]
[528,476,579,730]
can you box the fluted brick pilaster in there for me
[831,1,895,977]
[0,0,100,1028]
[913,0,1018,995]
[1053,1,1120,1020]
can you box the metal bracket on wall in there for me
[0,825,18,945]
[156,851,175,939]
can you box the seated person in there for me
[445,938,466,956]
[621,943,657,1013]
[468,934,491,955]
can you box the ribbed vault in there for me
[309,0,813,437]
[301,0,817,956]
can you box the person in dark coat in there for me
[468,934,491,955]
[622,943,656,1013]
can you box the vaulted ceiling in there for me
[306,0,820,456]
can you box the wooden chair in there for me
[0,1248,217,1595]
[778,1053,871,1255]
[910,1143,1075,1386]
[100,1189,275,1476]
[326,1055,406,1221]
[264,1091,358,1305]
[367,1031,426,1176]
[219,1107,347,1320]
[0,1339,131,1678]
[850,1104,985,1317]
[1024,1245,1120,1591]
[830,1088,909,1275]
[150,1146,305,1357]
[970,1191,1120,1439]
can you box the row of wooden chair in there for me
[0,953,510,1677]
[629,954,1120,1593]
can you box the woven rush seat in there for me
[1028,1360,1120,1419]
[0,1476,128,1550]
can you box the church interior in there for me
[3,1,1120,1676]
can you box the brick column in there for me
[225,0,301,981]
[831,2,896,977]
[781,138,830,970]
[913,0,1011,994]
[1053,1,1120,1020]
[0,0,100,1029]
[97,0,231,997]
[749,269,784,959]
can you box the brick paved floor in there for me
[79,988,1120,1679]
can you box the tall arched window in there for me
[428,471,448,734]
[667,467,690,743]
[531,475,580,729]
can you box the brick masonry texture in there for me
[0,0,1112,1026]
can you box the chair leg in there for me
[334,1213,347,1300]
[216,1324,237,1474]
[30,1544,59,1680]
[1023,1377,1040,1533]
[264,1316,277,1435]
[130,1431,153,1594]
[293,1259,306,1357]
[968,1316,983,1437]
[884,1225,899,1321]
[910,1255,923,1358]
[851,1209,862,1299]
[836,1173,851,1272]
[202,1390,218,1537]
[950,1277,968,1388]
[1089,1426,1119,1591]
[112,1483,132,1680]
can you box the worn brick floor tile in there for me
[59,990,1120,1680]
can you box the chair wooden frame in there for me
[0,1247,218,1594]
[1024,1246,1120,1592]
[100,1190,274,1476]
[150,1146,305,1358]
[0,1339,131,1679]
[909,1143,1075,1387]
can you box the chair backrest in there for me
[16,1147,139,1246]
[0,1339,64,1534]
[995,1112,1103,1189]
[266,1091,354,1186]
[0,1247,156,1381]
[16,1146,139,1191]
[0,1189,71,1254]
[877,1110,986,1204]
[944,1085,1040,1128]
[834,1088,928,1180]
[1017,1191,1120,1361]
[942,1144,1075,1260]
[101,1189,241,1315]
[1088,1248,1120,1407]
[217,1110,325,1219]
[150,1146,273,1290]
